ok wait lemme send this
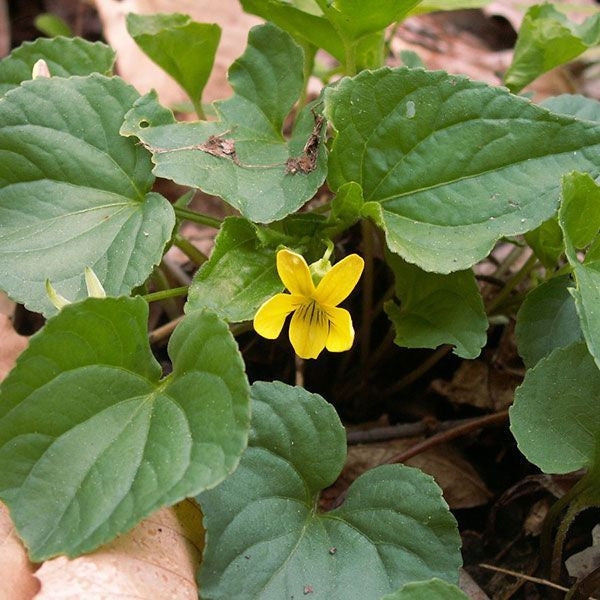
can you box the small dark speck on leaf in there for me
[303,585,314,595]
[157,528,162,532]
[139,119,150,129]
[244,555,251,560]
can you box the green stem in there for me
[298,43,317,109]
[487,254,538,314]
[360,219,375,369]
[173,233,208,266]
[192,98,206,120]
[174,206,222,229]
[142,286,189,303]
[344,42,357,76]
[541,471,595,574]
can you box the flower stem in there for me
[173,233,208,266]
[360,219,375,369]
[487,253,538,314]
[142,286,189,303]
[173,206,222,229]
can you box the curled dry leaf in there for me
[34,499,204,600]
[322,441,492,511]
[94,0,260,108]
[431,360,519,412]
[0,502,39,600]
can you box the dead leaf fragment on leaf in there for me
[34,500,203,600]
[0,502,39,600]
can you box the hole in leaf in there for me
[139,119,150,129]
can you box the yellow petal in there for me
[314,254,364,307]
[254,293,301,339]
[288,301,328,359]
[325,306,355,352]
[277,249,315,297]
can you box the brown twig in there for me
[480,563,599,600]
[382,410,509,465]
[346,415,498,445]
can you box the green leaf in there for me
[384,253,487,359]
[324,67,600,273]
[510,342,600,474]
[34,14,73,38]
[409,0,490,15]
[504,3,600,94]
[542,94,600,122]
[198,381,462,599]
[240,0,420,68]
[327,181,364,232]
[559,172,600,368]
[121,24,327,224]
[0,75,174,316]
[524,217,564,269]
[515,275,583,368]
[126,12,220,114]
[382,578,468,600]
[0,37,115,96]
[185,217,282,322]
[317,0,422,42]
[0,297,250,561]
[240,0,346,63]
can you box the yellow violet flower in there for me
[254,249,364,359]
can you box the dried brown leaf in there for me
[34,500,204,600]
[93,0,260,108]
[431,359,519,411]
[323,440,491,510]
[0,502,39,600]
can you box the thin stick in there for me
[149,316,184,345]
[479,563,599,599]
[382,410,509,464]
[382,345,452,398]
[347,415,488,445]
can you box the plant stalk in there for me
[142,286,189,303]
[173,233,208,266]
[173,206,222,229]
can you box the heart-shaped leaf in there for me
[385,252,487,359]
[559,172,600,367]
[510,342,600,474]
[121,23,327,224]
[542,94,600,122]
[0,75,174,315]
[126,12,220,115]
[324,68,600,273]
[382,578,468,600]
[0,297,250,561]
[504,4,600,93]
[516,275,583,368]
[0,37,115,96]
[198,381,461,599]
[185,217,282,322]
